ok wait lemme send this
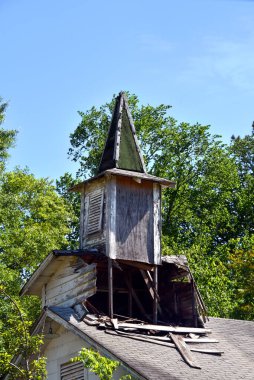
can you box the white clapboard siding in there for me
[46,259,81,292]
[60,361,84,380]
[87,188,104,235]
[46,263,97,308]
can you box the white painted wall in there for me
[44,325,131,380]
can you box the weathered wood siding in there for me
[80,178,106,249]
[43,258,96,308]
[114,177,155,263]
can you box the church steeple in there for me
[98,92,146,174]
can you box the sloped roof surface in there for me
[49,306,254,380]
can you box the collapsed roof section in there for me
[98,92,147,174]
[21,250,207,328]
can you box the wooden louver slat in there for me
[60,361,84,379]
[87,188,104,235]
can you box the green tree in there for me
[0,97,74,378]
[0,98,17,173]
[71,348,132,380]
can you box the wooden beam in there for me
[114,322,211,334]
[191,278,197,327]
[140,270,160,301]
[127,272,133,317]
[153,266,158,324]
[106,330,222,355]
[124,273,150,321]
[108,258,113,319]
[169,333,201,369]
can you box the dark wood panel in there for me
[115,177,154,263]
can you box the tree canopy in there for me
[0,98,73,378]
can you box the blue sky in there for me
[1,0,254,180]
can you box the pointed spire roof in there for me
[98,92,147,174]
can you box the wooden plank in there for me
[115,322,212,334]
[124,273,151,321]
[117,259,154,271]
[190,348,223,355]
[169,333,201,369]
[191,278,197,327]
[47,278,96,306]
[79,193,85,248]
[109,330,218,344]
[108,258,113,318]
[106,176,116,259]
[115,177,154,263]
[123,93,147,173]
[127,272,133,317]
[106,330,221,355]
[153,183,161,265]
[46,264,96,297]
[140,269,160,301]
[114,92,124,164]
[153,266,158,324]
[111,318,119,330]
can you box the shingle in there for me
[49,307,254,380]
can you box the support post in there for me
[153,266,158,324]
[128,272,133,317]
[108,258,113,318]
[191,278,197,327]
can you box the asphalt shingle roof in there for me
[49,306,254,380]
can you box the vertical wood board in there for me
[106,176,116,259]
[114,177,154,263]
[153,183,161,265]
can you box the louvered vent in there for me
[60,361,84,379]
[87,188,104,235]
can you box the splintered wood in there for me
[82,314,223,370]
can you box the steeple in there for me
[98,92,146,174]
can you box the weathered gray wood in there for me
[111,318,119,330]
[47,276,96,307]
[140,269,160,301]
[81,178,106,249]
[106,330,220,355]
[108,258,113,318]
[190,348,223,355]
[191,278,197,327]
[115,322,212,334]
[115,177,154,263]
[170,333,201,369]
[127,272,133,317]
[122,93,147,173]
[79,190,85,248]
[41,284,46,308]
[46,265,96,299]
[46,262,95,294]
[111,330,218,344]
[124,273,151,321]
[153,266,158,324]
[106,176,116,259]
[153,183,161,265]
[114,92,124,165]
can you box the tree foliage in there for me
[0,97,73,378]
[64,92,254,319]
[71,348,132,380]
